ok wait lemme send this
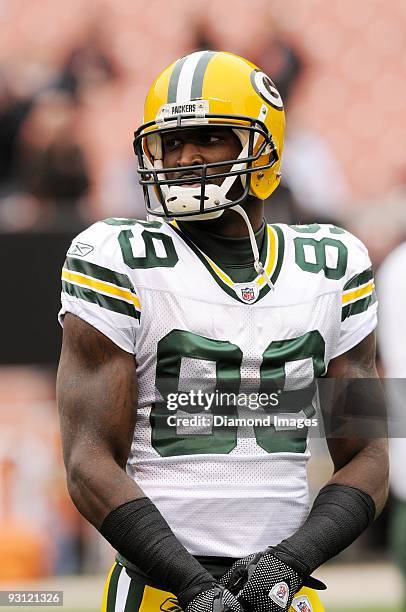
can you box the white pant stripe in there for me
[115,566,132,612]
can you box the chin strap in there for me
[233,205,274,291]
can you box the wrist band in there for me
[100,497,214,606]
[273,484,375,575]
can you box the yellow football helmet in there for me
[133,50,285,219]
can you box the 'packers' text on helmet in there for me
[133,50,285,220]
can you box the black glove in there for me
[184,584,244,612]
[220,548,324,611]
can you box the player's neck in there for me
[180,198,264,238]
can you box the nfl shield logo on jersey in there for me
[292,594,313,612]
[269,582,289,608]
[235,283,259,303]
[241,287,255,302]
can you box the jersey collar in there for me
[168,221,284,304]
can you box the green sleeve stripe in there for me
[106,564,123,612]
[341,290,377,321]
[103,218,162,228]
[65,257,136,293]
[62,280,140,320]
[343,267,373,291]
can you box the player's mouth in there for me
[174,172,219,188]
[175,172,201,186]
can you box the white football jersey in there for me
[59,218,377,558]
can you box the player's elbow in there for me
[374,477,389,519]
[371,438,390,517]
[64,449,130,528]
[378,449,390,516]
[64,454,102,526]
[65,457,90,508]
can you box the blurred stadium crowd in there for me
[1,0,406,602]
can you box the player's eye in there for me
[164,138,182,151]
[198,133,222,145]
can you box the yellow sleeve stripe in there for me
[62,269,141,310]
[342,280,375,305]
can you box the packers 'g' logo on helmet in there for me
[134,50,285,219]
[251,70,284,110]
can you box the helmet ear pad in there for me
[139,137,164,204]
[251,135,281,200]
[146,134,162,160]
[232,129,278,200]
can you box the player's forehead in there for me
[161,125,236,143]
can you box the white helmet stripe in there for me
[176,51,210,102]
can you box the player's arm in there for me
[57,312,142,526]
[324,330,389,515]
[57,313,241,612]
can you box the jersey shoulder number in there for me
[285,223,349,281]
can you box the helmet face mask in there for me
[133,51,285,220]
[134,116,278,218]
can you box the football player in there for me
[57,51,388,612]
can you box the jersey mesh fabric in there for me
[128,287,341,557]
[126,286,344,557]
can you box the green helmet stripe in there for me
[167,55,188,103]
[190,50,216,99]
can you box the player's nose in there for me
[176,141,204,168]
